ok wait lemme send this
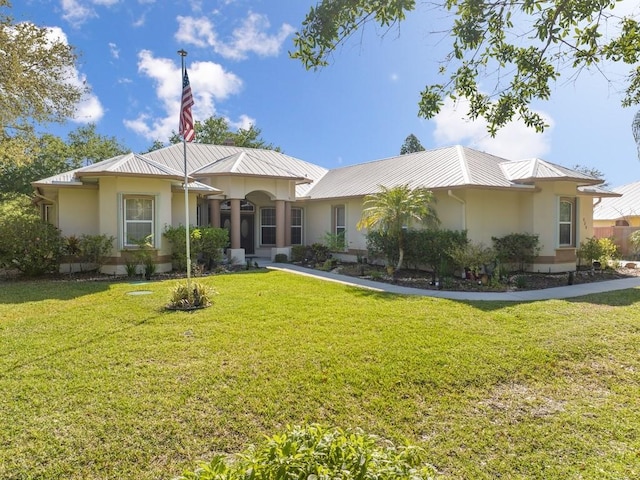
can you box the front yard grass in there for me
[1,270,639,479]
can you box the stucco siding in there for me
[58,188,99,237]
[463,190,522,244]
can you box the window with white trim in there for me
[558,198,575,247]
[124,196,154,247]
[261,207,276,245]
[333,205,345,237]
[291,207,303,245]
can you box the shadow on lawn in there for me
[0,314,154,377]
[0,278,112,304]
[345,280,640,311]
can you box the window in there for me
[334,205,346,237]
[261,207,276,245]
[42,204,53,223]
[331,205,347,250]
[291,207,303,245]
[124,196,154,247]
[559,198,575,247]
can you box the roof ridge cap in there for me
[456,145,471,184]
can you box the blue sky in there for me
[12,0,640,187]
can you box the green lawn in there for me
[1,270,639,479]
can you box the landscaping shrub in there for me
[577,236,621,268]
[323,230,346,251]
[628,230,640,259]
[492,233,541,272]
[310,242,331,264]
[164,225,229,271]
[79,234,115,271]
[0,196,63,276]
[274,253,288,263]
[290,244,307,262]
[177,424,436,480]
[366,230,399,268]
[405,229,468,281]
[448,241,496,279]
[166,281,216,310]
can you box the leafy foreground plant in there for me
[177,424,436,480]
[166,281,216,310]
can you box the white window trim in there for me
[260,207,276,246]
[291,207,304,245]
[558,197,576,248]
[119,194,159,249]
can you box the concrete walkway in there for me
[265,262,640,302]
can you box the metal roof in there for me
[191,151,311,182]
[593,181,640,220]
[75,153,188,180]
[501,158,601,184]
[32,144,611,202]
[305,146,526,199]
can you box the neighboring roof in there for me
[594,181,640,220]
[304,145,603,200]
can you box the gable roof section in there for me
[306,146,519,199]
[32,152,220,193]
[145,143,327,197]
[593,181,640,220]
[75,153,187,180]
[191,151,311,183]
[501,158,601,185]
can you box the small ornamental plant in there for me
[176,424,437,480]
[166,281,216,310]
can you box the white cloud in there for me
[175,12,295,60]
[124,50,244,141]
[108,42,119,59]
[432,97,554,160]
[60,0,97,26]
[43,26,104,122]
[230,114,255,131]
[175,16,217,48]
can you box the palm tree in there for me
[357,184,440,271]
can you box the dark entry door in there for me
[220,214,255,254]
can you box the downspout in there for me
[448,189,466,230]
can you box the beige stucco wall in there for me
[97,176,174,260]
[301,184,592,273]
[57,187,99,237]
[210,176,296,201]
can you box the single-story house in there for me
[32,143,615,274]
[593,181,640,257]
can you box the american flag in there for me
[179,68,195,142]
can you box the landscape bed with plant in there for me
[290,231,637,292]
[1,270,639,479]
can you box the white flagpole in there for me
[178,49,192,291]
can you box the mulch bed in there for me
[327,263,640,292]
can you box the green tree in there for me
[169,115,280,151]
[291,0,640,136]
[0,124,128,199]
[0,0,84,131]
[357,184,439,271]
[66,124,127,167]
[572,164,608,188]
[400,133,425,155]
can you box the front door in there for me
[221,213,255,254]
